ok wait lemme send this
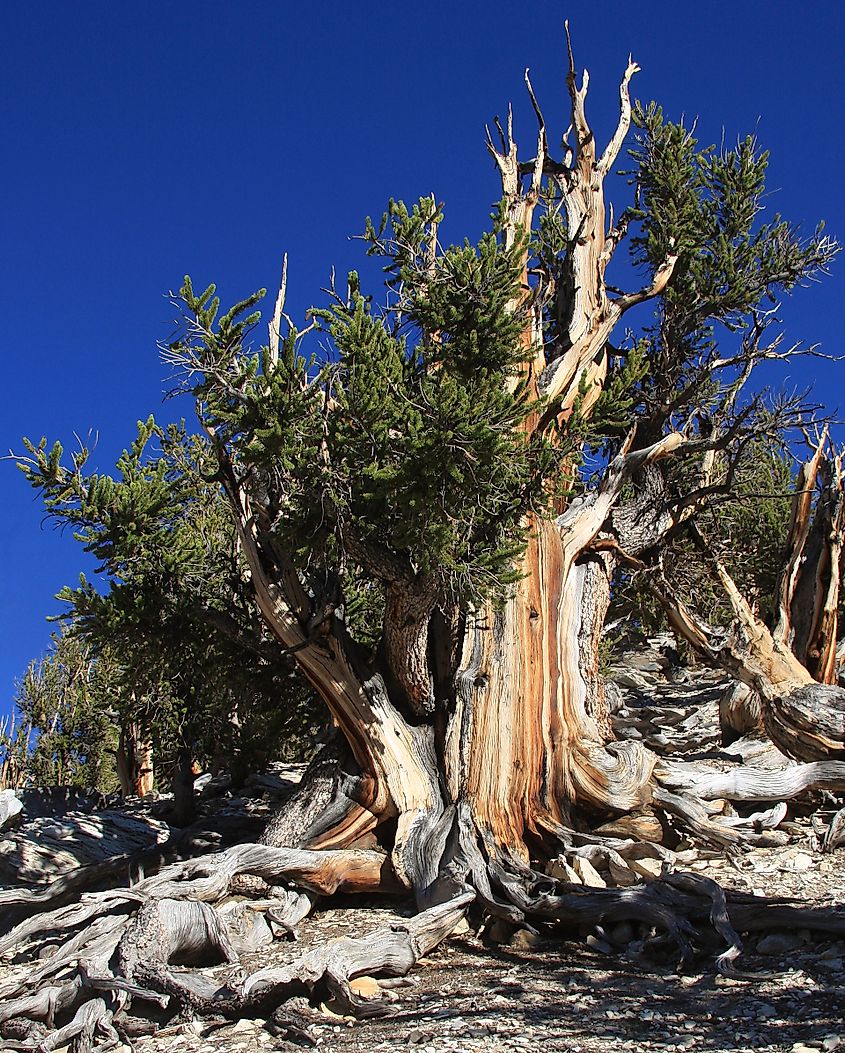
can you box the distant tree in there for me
[7,629,120,793]
[613,437,796,636]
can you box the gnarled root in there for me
[4,800,845,1050]
[241,890,474,1017]
[118,899,239,980]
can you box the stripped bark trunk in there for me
[773,431,845,684]
[116,721,154,798]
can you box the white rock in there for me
[586,933,614,955]
[547,857,582,884]
[571,855,607,888]
[231,1018,262,1033]
[0,790,22,831]
[629,856,663,880]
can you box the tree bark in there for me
[116,721,154,798]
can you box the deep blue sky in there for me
[2,2,843,710]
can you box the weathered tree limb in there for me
[0,976,82,1028]
[657,750,845,802]
[0,893,138,961]
[664,872,744,975]
[78,959,171,1009]
[40,996,120,1053]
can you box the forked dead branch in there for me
[7,24,845,1052]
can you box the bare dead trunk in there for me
[648,438,845,763]
[773,432,844,684]
[116,722,154,798]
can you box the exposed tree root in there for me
[118,899,240,980]
[239,890,474,1017]
[0,809,270,929]
[5,745,845,1053]
[4,823,845,1053]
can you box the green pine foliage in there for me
[627,103,836,439]
[17,90,839,747]
[172,201,566,607]
[9,630,119,792]
[18,421,322,785]
[631,104,831,345]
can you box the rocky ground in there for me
[2,640,844,1053]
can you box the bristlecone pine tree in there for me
[5,29,845,1041]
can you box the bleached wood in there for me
[267,253,287,369]
[240,891,474,1016]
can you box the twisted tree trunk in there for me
[226,37,681,898]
